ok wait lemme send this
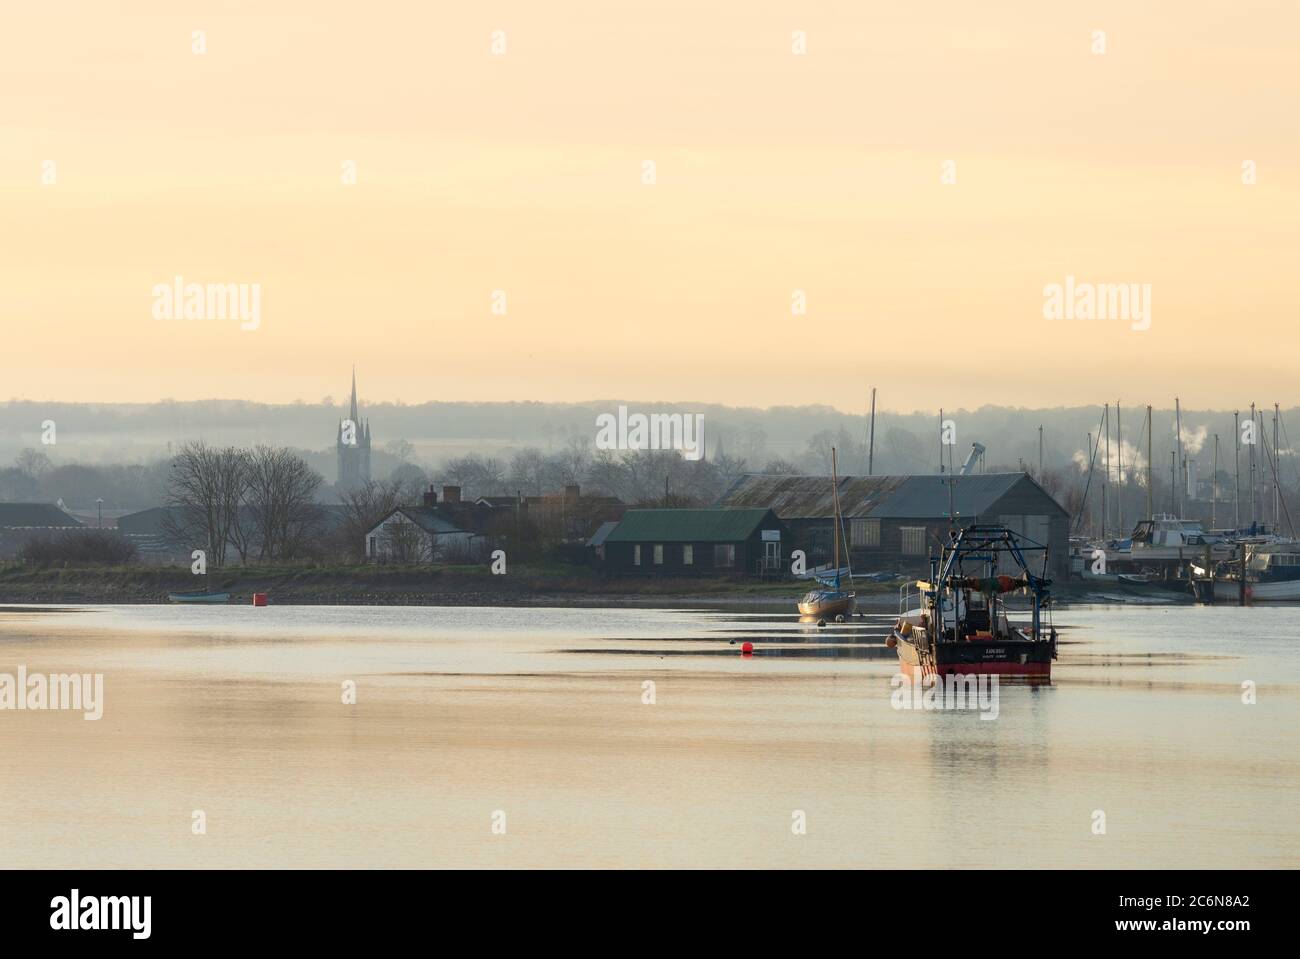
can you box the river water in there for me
[0,602,1295,868]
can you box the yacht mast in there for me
[1212,434,1219,529]
[1103,402,1110,538]
[1175,397,1183,516]
[1116,402,1123,536]
[866,387,876,476]
[1234,410,1241,529]
[1146,405,1153,521]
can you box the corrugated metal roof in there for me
[604,508,774,543]
[718,472,1064,520]
[0,503,85,528]
[717,474,905,518]
[868,474,1027,518]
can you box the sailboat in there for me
[796,447,856,619]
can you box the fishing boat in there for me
[888,525,1057,681]
[796,447,855,619]
[167,589,230,604]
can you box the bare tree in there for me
[335,478,408,561]
[244,446,324,561]
[380,517,428,564]
[164,442,249,567]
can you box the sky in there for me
[3,1,1298,414]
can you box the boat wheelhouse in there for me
[889,525,1057,682]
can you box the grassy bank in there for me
[0,561,906,607]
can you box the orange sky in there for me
[3,1,1298,413]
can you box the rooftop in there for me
[718,472,1065,520]
[604,508,775,543]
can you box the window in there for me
[653,544,664,565]
[900,527,926,556]
[851,518,880,547]
[683,544,694,565]
[713,544,735,567]
[633,544,641,566]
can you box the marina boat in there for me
[1099,514,1234,570]
[888,525,1057,681]
[167,589,230,604]
[796,447,855,619]
[1193,542,1300,603]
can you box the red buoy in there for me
[252,593,269,607]
[741,641,753,655]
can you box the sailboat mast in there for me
[867,387,876,476]
[1212,433,1219,529]
[1273,403,1280,529]
[1146,405,1153,521]
[938,409,944,475]
[1250,402,1257,525]
[1175,397,1183,517]
[1234,411,1241,530]
[1103,403,1110,538]
[1087,431,1094,536]
[1116,402,1123,536]
[831,447,841,573]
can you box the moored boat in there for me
[167,589,230,604]
[1193,542,1300,603]
[888,525,1057,682]
[795,447,855,619]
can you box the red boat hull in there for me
[894,632,1053,682]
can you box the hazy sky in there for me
[3,2,1298,413]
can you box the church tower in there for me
[336,367,372,489]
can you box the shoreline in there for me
[0,563,1175,608]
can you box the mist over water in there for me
[0,603,1294,868]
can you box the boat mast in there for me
[938,409,944,475]
[1212,433,1219,529]
[1103,402,1110,538]
[1038,424,1043,481]
[1146,404,1153,521]
[1175,397,1183,517]
[1273,403,1280,530]
[1086,430,1094,536]
[867,387,876,476]
[1234,410,1241,530]
[1249,402,1257,525]
[831,446,840,580]
[1116,402,1123,537]
[1175,449,1185,511]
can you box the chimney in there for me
[422,485,436,507]
[564,484,580,502]
[442,485,462,505]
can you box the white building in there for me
[365,506,487,563]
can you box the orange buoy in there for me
[252,593,269,607]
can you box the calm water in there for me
[0,602,1296,868]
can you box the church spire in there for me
[349,365,359,425]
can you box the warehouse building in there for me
[717,472,1069,579]
[599,508,788,577]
